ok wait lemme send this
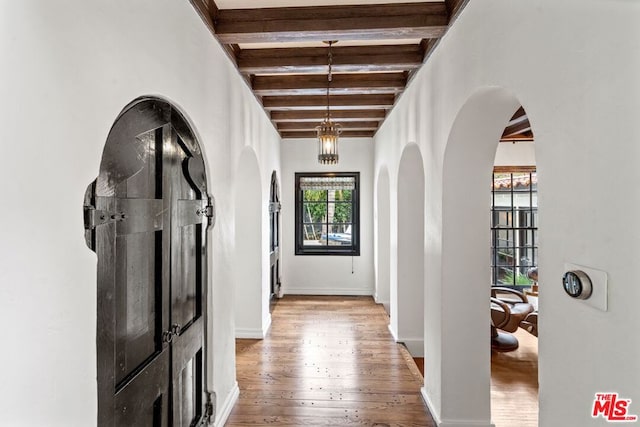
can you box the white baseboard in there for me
[235,313,272,339]
[421,387,442,425]
[214,382,239,427]
[388,324,398,341]
[399,338,424,357]
[284,287,374,296]
[438,421,495,427]
[374,295,390,311]
[235,327,264,339]
[263,313,272,336]
[420,388,494,427]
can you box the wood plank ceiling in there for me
[501,106,534,142]
[190,0,469,139]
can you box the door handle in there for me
[171,323,182,336]
[162,324,182,343]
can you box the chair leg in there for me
[491,326,519,352]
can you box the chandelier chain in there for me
[326,41,333,119]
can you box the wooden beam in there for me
[510,106,527,122]
[189,0,218,34]
[190,1,241,65]
[238,45,423,74]
[214,3,448,44]
[253,73,406,96]
[499,131,535,142]
[277,121,379,131]
[445,0,466,20]
[263,94,396,110]
[494,165,536,173]
[271,109,386,122]
[502,118,532,138]
[281,130,375,139]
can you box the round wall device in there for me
[562,270,593,299]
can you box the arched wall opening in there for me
[375,166,391,313]
[433,87,530,426]
[233,146,268,338]
[490,111,539,427]
[393,143,425,356]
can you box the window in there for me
[491,169,537,288]
[295,172,360,256]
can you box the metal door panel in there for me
[168,131,207,425]
[98,107,168,198]
[114,198,164,235]
[114,229,163,385]
[177,199,206,227]
[168,133,201,330]
[90,98,211,426]
[173,223,200,329]
[172,320,204,427]
[114,350,170,427]
[269,173,281,301]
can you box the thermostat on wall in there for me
[562,270,592,299]
[563,263,608,311]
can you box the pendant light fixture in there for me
[317,40,341,165]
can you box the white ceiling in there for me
[216,0,443,9]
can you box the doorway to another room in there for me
[490,106,539,427]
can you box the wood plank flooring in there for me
[491,328,539,427]
[227,295,435,426]
[412,334,538,427]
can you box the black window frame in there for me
[295,172,360,256]
[490,168,538,289]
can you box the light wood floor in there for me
[491,328,539,427]
[413,322,539,426]
[227,295,435,426]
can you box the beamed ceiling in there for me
[190,0,530,141]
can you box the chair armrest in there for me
[491,286,529,303]
[491,297,512,329]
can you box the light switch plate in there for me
[564,263,608,311]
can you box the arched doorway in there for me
[269,171,282,310]
[376,167,391,313]
[84,97,214,426]
[393,143,425,356]
[490,106,538,427]
[233,147,268,338]
[437,87,539,425]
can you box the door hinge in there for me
[269,202,281,213]
[83,205,126,230]
[197,196,216,228]
[203,391,216,425]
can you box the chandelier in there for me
[317,41,341,165]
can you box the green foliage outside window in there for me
[303,189,352,226]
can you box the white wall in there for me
[394,143,425,357]
[374,0,640,426]
[0,1,280,425]
[234,147,272,339]
[494,141,536,167]
[374,167,391,310]
[281,138,374,295]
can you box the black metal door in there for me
[85,98,213,426]
[269,172,281,306]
